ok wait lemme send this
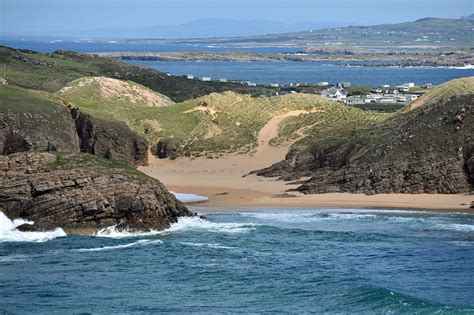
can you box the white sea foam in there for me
[0,212,66,243]
[167,216,255,234]
[241,212,378,223]
[96,225,162,238]
[75,239,163,252]
[179,242,235,250]
[448,64,474,70]
[0,254,31,262]
[438,223,474,232]
[171,192,209,203]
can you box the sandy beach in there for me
[139,109,473,213]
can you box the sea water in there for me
[126,60,474,87]
[1,208,473,313]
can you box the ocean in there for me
[1,208,473,313]
[2,39,473,87]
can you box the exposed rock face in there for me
[0,85,148,166]
[0,98,80,154]
[256,95,474,195]
[0,152,191,233]
[72,109,148,166]
[155,137,178,159]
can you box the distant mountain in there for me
[460,14,474,20]
[157,17,474,47]
[5,18,352,39]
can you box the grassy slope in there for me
[58,79,386,156]
[266,77,474,175]
[0,46,275,102]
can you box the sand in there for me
[138,110,473,213]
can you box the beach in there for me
[140,155,473,212]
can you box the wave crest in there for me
[0,212,66,243]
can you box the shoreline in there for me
[174,185,474,214]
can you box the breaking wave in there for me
[437,223,474,232]
[167,216,255,234]
[179,242,235,250]
[74,239,163,252]
[96,226,163,238]
[0,212,66,243]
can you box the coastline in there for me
[139,155,473,214]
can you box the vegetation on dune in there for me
[256,77,474,195]
[56,79,387,157]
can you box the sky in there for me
[1,0,473,33]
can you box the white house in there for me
[269,83,279,88]
[199,77,212,82]
[185,74,194,80]
[344,96,365,105]
[365,94,382,103]
[219,78,228,83]
[321,87,347,101]
[317,81,330,87]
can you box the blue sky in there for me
[1,0,473,33]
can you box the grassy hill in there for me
[256,77,474,194]
[57,81,386,157]
[0,45,275,102]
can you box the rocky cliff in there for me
[0,85,148,165]
[0,152,191,234]
[256,91,474,195]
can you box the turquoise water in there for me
[1,208,474,314]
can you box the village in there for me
[182,74,432,107]
[319,81,432,105]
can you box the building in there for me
[317,81,330,87]
[321,87,347,101]
[344,96,365,105]
[365,94,382,103]
[371,88,383,93]
[398,94,419,102]
[423,83,433,89]
[219,78,227,83]
[269,83,279,88]
[340,81,352,88]
[199,77,212,82]
[403,82,415,88]
[184,75,194,80]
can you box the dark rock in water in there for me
[255,94,474,195]
[0,152,191,234]
[16,223,40,232]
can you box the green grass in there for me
[58,78,389,157]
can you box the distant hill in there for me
[0,45,274,102]
[5,18,351,39]
[460,14,474,20]
[154,17,474,47]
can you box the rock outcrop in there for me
[0,152,191,234]
[256,94,474,195]
[0,85,148,165]
[72,109,148,166]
